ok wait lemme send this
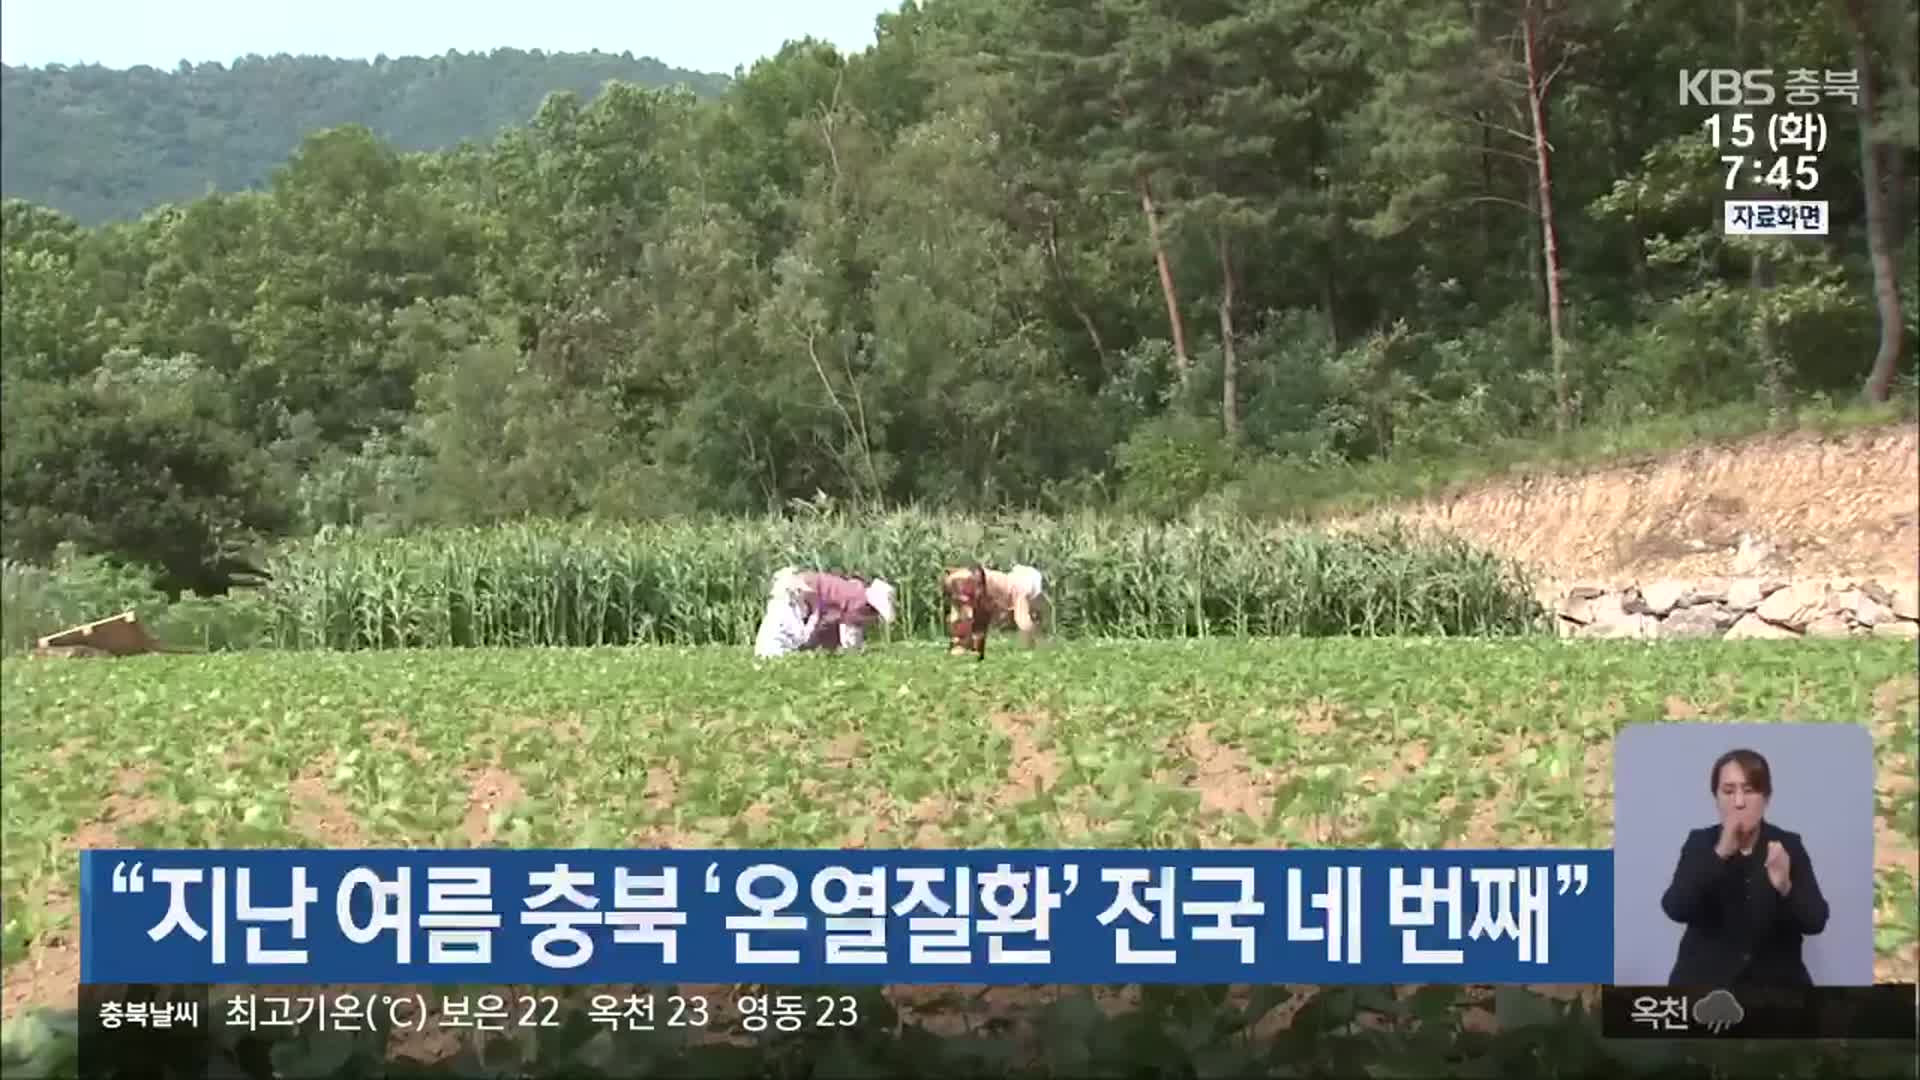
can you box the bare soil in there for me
[1325,423,1919,589]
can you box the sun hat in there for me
[865,579,897,623]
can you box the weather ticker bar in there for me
[1602,983,1918,1040]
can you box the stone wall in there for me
[1548,577,1920,640]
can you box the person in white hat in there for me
[754,568,896,656]
[753,566,820,658]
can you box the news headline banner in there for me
[81,848,1612,986]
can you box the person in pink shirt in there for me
[751,566,896,657]
[800,570,896,652]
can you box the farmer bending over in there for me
[943,563,1049,657]
[754,567,896,657]
[754,566,820,658]
[804,570,895,652]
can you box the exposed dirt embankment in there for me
[1330,423,1919,590]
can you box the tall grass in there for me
[221,511,1545,650]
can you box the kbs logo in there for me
[1679,69,1776,107]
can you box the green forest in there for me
[0,49,730,225]
[2,0,1916,597]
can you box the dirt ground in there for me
[1324,422,1920,591]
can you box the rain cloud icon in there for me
[1691,989,1745,1034]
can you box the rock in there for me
[1586,614,1656,640]
[1581,592,1655,639]
[1685,578,1730,605]
[1726,578,1787,612]
[1558,595,1596,624]
[1637,580,1694,616]
[1756,580,1828,631]
[1892,585,1920,622]
[1661,607,1728,639]
[1732,533,1776,574]
[1724,612,1801,640]
[1550,576,1919,644]
[1569,591,1616,627]
[1854,595,1893,627]
[1805,614,1854,639]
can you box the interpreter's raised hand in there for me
[1765,840,1793,895]
[1715,817,1752,859]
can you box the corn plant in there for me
[203,511,1549,651]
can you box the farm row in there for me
[4,637,1915,983]
[4,515,1545,653]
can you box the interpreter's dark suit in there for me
[1660,820,1830,988]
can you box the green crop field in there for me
[2,508,1916,1074]
[5,637,1916,989]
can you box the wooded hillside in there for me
[2,0,1915,596]
[0,49,730,224]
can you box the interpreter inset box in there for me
[1611,722,1875,988]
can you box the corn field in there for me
[125,511,1550,651]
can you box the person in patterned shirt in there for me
[942,563,1048,659]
